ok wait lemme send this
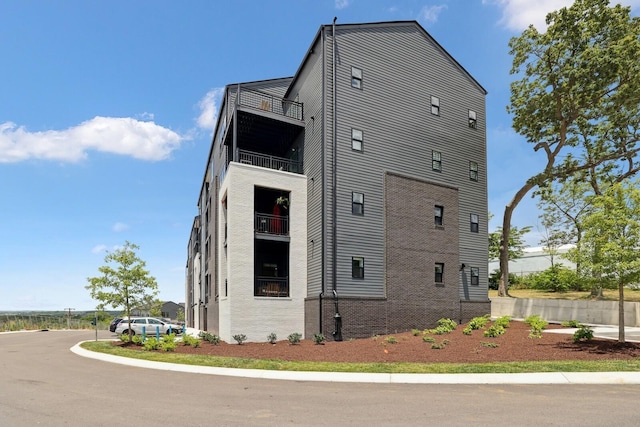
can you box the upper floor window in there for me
[469,161,478,181]
[435,263,444,283]
[469,110,477,129]
[351,67,363,89]
[352,257,364,279]
[470,267,480,286]
[434,205,444,226]
[431,96,440,116]
[352,192,364,215]
[432,151,442,172]
[352,128,363,151]
[470,214,479,233]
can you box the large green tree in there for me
[566,182,640,342]
[499,0,640,296]
[86,241,158,339]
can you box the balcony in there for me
[238,88,303,121]
[254,276,289,297]
[238,149,302,174]
[255,212,289,235]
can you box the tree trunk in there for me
[619,282,625,343]
[499,182,535,297]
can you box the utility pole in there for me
[63,308,75,329]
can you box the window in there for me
[431,96,440,115]
[469,161,478,181]
[352,257,364,279]
[469,110,477,129]
[471,267,479,286]
[352,192,364,215]
[351,67,363,89]
[435,263,444,283]
[434,205,444,226]
[470,214,479,233]
[352,128,363,151]
[432,151,442,172]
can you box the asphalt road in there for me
[1,329,640,426]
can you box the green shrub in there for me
[267,333,277,344]
[572,325,594,342]
[199,331,221,345]
[525,315,548,339]
[233,334,247,345]
[385,336,397,344]
[481,341,499,348]
[467,315,490,330]
[437,318,457,331]
[132,335,143,345]
[483,324,505,338]
[561,319,581,328]
[411,329,421,336]
[312,333,326,345]
[160,334,177,351]
[489,270,522,290]
[431,339,449,349]
[143,337,160,351]
[287,333,302,345]
[118,334,130,343]
[525,265,583,292]
[181,334,201,348]
[494,316,511,328]
[462,326,473,335]
[422,336,435,343]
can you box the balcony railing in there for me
[255,277,289,297]
[238,149,302,174]
[238,88,303,121]
[255,213,289,235]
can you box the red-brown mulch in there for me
[116,321,640,364]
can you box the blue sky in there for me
[1,0,638,311]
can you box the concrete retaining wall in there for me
[491,297,640,326]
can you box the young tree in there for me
[86,242,159,339]
[499,0,640,296]
[567,182,640,342]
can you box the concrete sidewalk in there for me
[71,324,640,385]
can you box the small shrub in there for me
[481,341,499,348]
[160,334,177,352]
[118,334,130,343]
[483,324,505,338]
[199,331,221,345]
[525,315,548,339]
[267,332,277,344]
[233,334,247,345]
[431,339,449,349]
[561,319,581,328]
[494,316,511,328]
[462,326,473,335]
[422,336,435,343]
[467,315,490,330]
[143,337,160,351]
[437,318,457,331]
[385,336,397,344]
[372,335,379,341]
[313,333,326,345]
[572,325,594,342]
[287,332,302,345]
[132,335,143,345]
[411,329,421,336]
[182,334,201,348]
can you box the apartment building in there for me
[185,20,490,342]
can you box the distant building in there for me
[160,301,184,321]
[489,245,577,277]
[186,20,490,342]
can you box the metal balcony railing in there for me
[238,88,303,121]
[255,213,289,235]
[254,277,289,297]
[238,149,302,174]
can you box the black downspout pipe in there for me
[331,16,342,342]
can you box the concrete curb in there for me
[70,341,640,385]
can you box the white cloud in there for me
[197,87,225,130]
[418,4,447,24]
[335,0,349,10]
[486,0,640,32]
[112,222,129,232]
[91,244,107,254]
[0,117,183,163]
[136,112,155,121]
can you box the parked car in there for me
[115,317,183,336]
[109,317,124,333]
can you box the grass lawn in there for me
[489,288,640,302]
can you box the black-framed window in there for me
[352,192,364,215]
[352,257,364,278]
[432,150,442,172]
[434,205,444,226]
[469,110,477,129]
[469,161,478,181]
[351,67,363,89]
[435,263,444,283]
[352,128,363,151]
[470,267,479,286]
[431,96,440,116]
[470,214,479,233]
